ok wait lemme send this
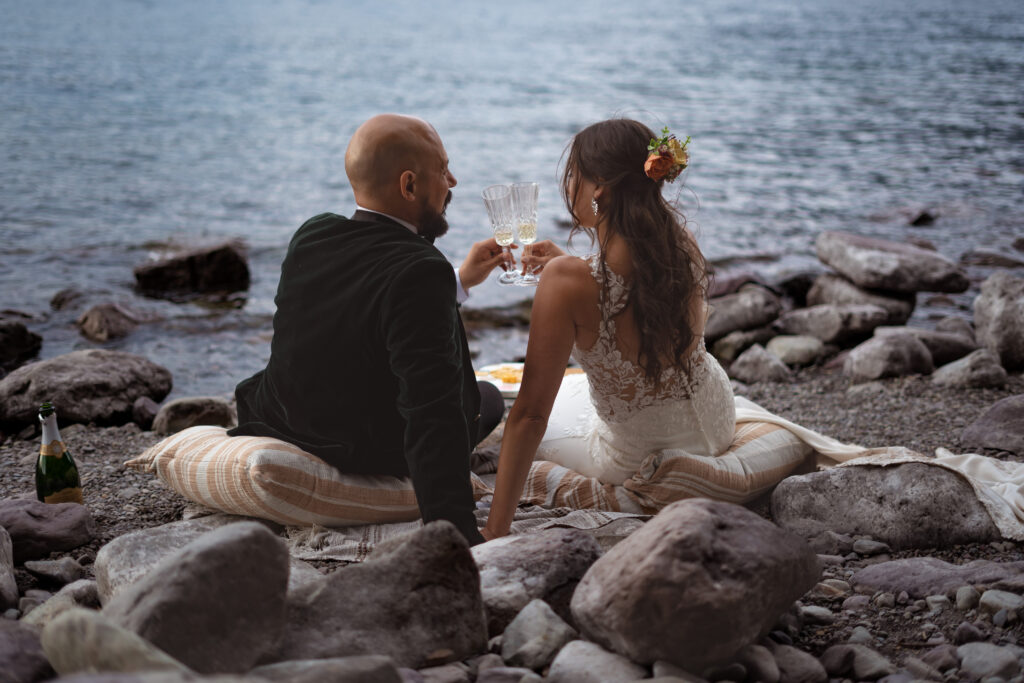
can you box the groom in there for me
[229,114,558,545]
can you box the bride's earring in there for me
[591,197,599,216]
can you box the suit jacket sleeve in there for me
[380,256,483,545]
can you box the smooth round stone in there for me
[848,626,874,645]
[957,586,981,611]
[926,595,952,613]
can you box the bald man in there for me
[229,115,560,545]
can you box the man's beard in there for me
[418,191,452,241]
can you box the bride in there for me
[481,118,736,540]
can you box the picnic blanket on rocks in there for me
[128,396,1024,563]
[733,396,1024,542]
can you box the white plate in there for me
[476,362,524,399]
[475,363,585,399]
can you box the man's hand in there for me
[459,238,516,291]
[521,240,566,275]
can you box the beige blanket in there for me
[283,396,1024,561]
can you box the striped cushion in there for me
[125,426,486,527]
[520,421,813,514]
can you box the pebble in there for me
[994,609,1008,628]
[848,625,874,645]
[921,644,959,673]
[24,557,86,586]
[954,622,985,645]
[979,590,1024,622]
[957,586,981,611]
[896,591,910,605]
[842,595,871,612]
[118,486,141,499]
[3,608,18,620]
[874,592,896,608]
[958,642,1021,680]
[926,595,952,613]
[817,554,845,567]
[801,605,836,625]
[853,539,891,556]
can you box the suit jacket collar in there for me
[351,209,436,245]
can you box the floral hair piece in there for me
[644,127,691,183]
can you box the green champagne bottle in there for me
[36,401,84,504]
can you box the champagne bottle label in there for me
[43,487,84,504]
[40,440,67,457]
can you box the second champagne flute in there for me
[511,182,540,286]
[481,184,520,285]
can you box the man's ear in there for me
[399,170,417,201]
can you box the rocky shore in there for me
[1,230,1023,682]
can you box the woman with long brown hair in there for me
[481,118,736,540]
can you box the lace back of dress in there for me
[572,255,705,423]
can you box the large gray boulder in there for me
[710,326,775,365]
[775,304,889,345]
[0,317,42,372]
[873,326,977,366]
[729,344,794,383]
[974,271,1024,371]
[704,285,783,343]
[76,303,144,342]
[102,521,290,674]
[270,521,488,669]
[0,524,17,609]
[0,349,172,429]
[151,396,236,435]
[0,499,97,563]
[843,333,934,383]
[94,514,313,604]
[806,273,914,325]
[932,349,1008,389]
[961,395,1024,455]
[133,242,250,298]
[935,315,976,342]
[471,528,602,635]
[41,608,193,677]
[765,335,826,366]
[0,619,55,682]
[571,499,819,671]
[850,558,1024,598]
[545,640,648,683]
[815,231,969,293]
[771,464,1001,550]
[249,656,404,683]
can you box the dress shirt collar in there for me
[354,205,419,235]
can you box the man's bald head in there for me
[345,114,442,199]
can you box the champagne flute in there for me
[481,184,520,285]
[511,182,540,286]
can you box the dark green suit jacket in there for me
[229,211,483,544]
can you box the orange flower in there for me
[644,152,674,180]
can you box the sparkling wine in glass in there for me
[481,184,520,285]
[511,182,540,286]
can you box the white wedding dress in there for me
[534,257,1024,544]
[537,255,736,485]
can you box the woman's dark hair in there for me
[561,118,708,385]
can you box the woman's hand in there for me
[521,240,565,275]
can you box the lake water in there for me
[1,0,1022,398]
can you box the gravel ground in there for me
[2,364,1022,663]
